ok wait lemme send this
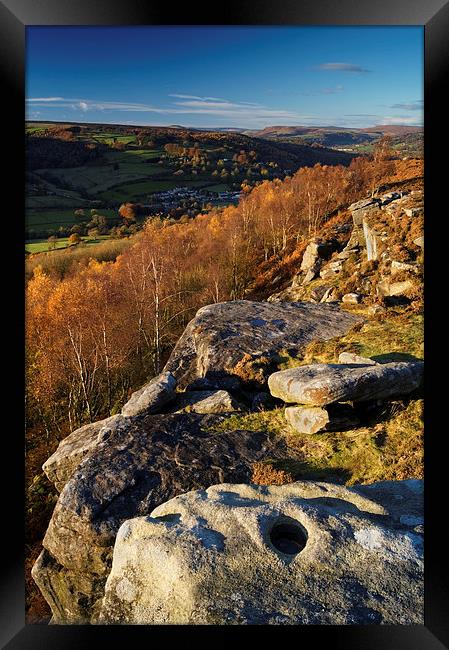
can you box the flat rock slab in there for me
[163,301,362,389]
[121,371,177,416]
[268,361,423,406]
[33,412,293,623]
[170,390,244,414]
[99,479,423,625]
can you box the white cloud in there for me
[26,97,165,113]
[26,97,64,102]
[25,95,307,125]
[342,112,422,127]
[315,63,371,73]
[390,100,423,111]
[378,115,423,125]
[169,94,227,102]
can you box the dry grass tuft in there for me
[251,461,295,486]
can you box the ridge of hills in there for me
[243,124,423,137]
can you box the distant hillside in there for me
[26,121,357,174]
[242,124,423,155]
[245,124,422,138]
[361,125,423,136]
[25,121,358,241]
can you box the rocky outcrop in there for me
[268,361,423,406]
[170,389,244,414]
[349,197,382,225]
[163,301,362,389]
[99,479,423,625]
[300,240,335,271]
[344,198,382,251]
[267,187,423,309]
[121,371,177,416]
[33,412,294,623]
[42,415,126,492]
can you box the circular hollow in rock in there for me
[269,521,307,555]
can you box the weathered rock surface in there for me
[342,293,362,304]
[404,207,422,217]
[379,191,402,206]
[319,260,343,281]
[99,479,423,625]
[300,240,336,272]
[121,371,177,416]
[302,265,320,285]
[33,412,294,623]
[349,197,381,226]
[163,301,362,389]
[319,287,337,303]
[185,376,242,393]
[362,218,380,261]
[391,260,420,276]
[367,304,386,316]
[170,390,244,414]
[268,361,423,406]
[42,415,126,493]
[310,285,332,303]
[377,279,415,298]
[338,352,378,365]
[285,403,359,434]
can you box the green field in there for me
[205,183,233,192]
[25,235,112,254]
[26,207,118,230]
[26,195,89,209]
[92,133,137,146]
[34,150,167,196]
[26,126,241,237]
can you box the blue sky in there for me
[26,26,423,129]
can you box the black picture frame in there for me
[2,0,447,647]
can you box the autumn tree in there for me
[68,233,81,245]
[368,136,396,196]
[119,203,138,222]
[47,235,57,250]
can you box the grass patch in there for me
[209,398,423,486]
[26,235,113,254]
[300,308,423,365]
[207,408,287,436]
[26,207,117,230]
[25,237,132,280]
